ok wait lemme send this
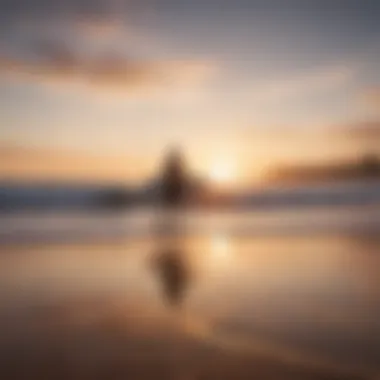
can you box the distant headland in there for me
[266,154,380,185]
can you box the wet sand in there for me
[0,234,379,380]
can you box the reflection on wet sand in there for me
[0,232,378,380]
[152,245,191,308]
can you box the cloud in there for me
[252,65,355,104]
[74,16,126,40]
[342,120,380,140]
[0,0,133,42]
[0,0,151,46]
[0,0,217,95]
[0,41,217,94]
[362,87,380,107]
[0,144,149,182]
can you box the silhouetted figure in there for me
[160,148,188,208]
[152,246,191,308]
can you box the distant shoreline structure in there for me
[2,151,380,212]
[266,154,380,185]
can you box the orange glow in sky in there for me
[0,1,379,184]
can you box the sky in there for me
[0,0,380,185]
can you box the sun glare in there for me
[209,161,236,184]
[211,234,230,258]
[208,234,233,268]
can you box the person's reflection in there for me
[152,244,191,308]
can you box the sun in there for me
[209,161,236,184]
